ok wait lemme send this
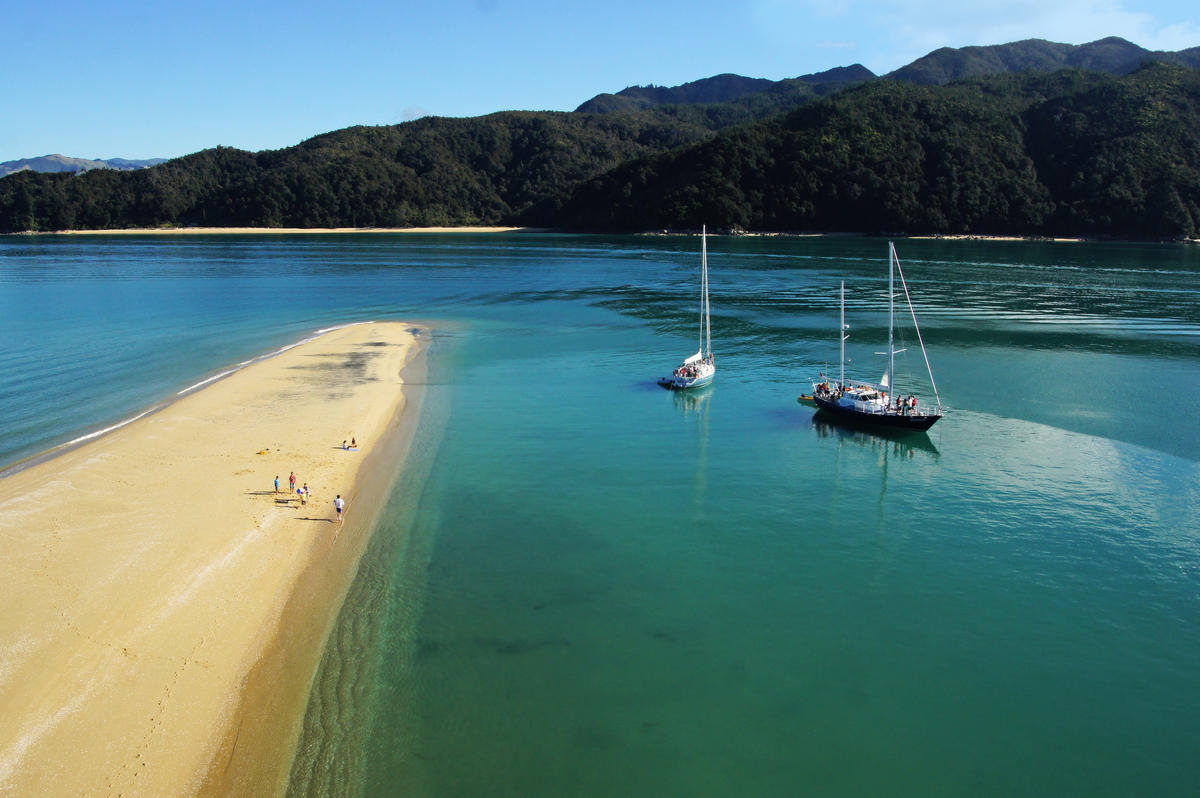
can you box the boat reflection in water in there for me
[810,414,940,459]
[670,382,712,416]
[667,382,712,509]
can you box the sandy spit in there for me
[0,321,425,796]
[28,226,538,235]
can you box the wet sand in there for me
[0,322,425,796]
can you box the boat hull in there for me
[812,394,941,431]
[659,372,714,390]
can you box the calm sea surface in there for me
[2,233,1198,796]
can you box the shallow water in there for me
[2,233,1199,796]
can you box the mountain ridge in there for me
[574,65,875,113]
[887,35,1200,85]
[0,154,166,178]
[3,37,1199,239]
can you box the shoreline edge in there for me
[0,321,427,796]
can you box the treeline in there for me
[0,111,717,232]
[551,64,1200,238]
[887,35,1200,85]
[3,64,1200,238]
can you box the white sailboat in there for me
[802,242,943,431]
[660,226,715,390]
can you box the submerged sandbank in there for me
[0,322,425,796]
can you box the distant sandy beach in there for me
[38,226,536,235]
[0,322,425,796]
[21,228,1197,243]
[908,233,1087,242]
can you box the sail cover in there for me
[683,350,704,365]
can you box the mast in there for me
[839,280,845,388]
[700,226,705,357]
[699,226,706,356]
[887,241,896,394]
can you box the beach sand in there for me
[40,226,534,235]
[0,321,425,796]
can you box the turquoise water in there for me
[2,234,1199,796]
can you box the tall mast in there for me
[887,241,896,393]
[699,226,705,355]
[702,225,711,357]
[839,280,845,388]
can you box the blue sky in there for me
[4,0,1199,161]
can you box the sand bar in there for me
[27,226,537,235]
[0,321,424,796]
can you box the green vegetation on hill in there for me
[549,64,1200,238]
[2,50,1199,239]
[576,74,779,113]
[887,36,1200,85]
[0,112,716,231]
[574,66,874,114]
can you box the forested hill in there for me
[888,36,1200,85]
[550,64,1200,239]
[574,66,875,113]
[0,111,718,231]
[2,51,1200,237]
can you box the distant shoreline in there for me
[639,229,1199,243]
[21,225,542,235]
[9,226,1197,244]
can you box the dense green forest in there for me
[0,112,718,231]
[552,65,1200,238]
[574,66,875,113]
[887,35,1200,85]
[3,47,1200,238]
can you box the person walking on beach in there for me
[334,494,345,524]
[289,472,296,492]
[274,475,280,493]
[303,483,311,505]
[298,486,306,506]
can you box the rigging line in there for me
[893,252,943,410]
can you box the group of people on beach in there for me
[274,469,345,525]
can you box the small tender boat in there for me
[659,226,715,390]
[806,242,943,431]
